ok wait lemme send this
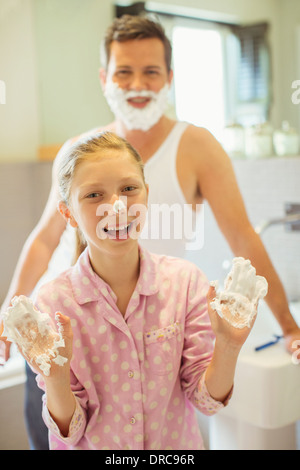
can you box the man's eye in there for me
[123,186,136,192]
[116,70,131,76]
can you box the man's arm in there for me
[188,126,300,349]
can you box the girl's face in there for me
[64,150,148,257]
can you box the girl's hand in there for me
[207,286,256,352]
[20,312,73,380]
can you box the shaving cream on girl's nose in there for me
[113,198,126,214]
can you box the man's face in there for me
[105,38,172,94]
[101,38,173,131]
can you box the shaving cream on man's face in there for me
[104,81,170,131]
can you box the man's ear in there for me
[58,201,78,228]
[99,68,107,89]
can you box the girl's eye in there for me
[87,193,102,199]
[123,186,136,192]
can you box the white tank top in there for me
[139,121,202,258]
[32,121,202,295]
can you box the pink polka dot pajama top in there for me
[35,246,230,450]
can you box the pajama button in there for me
[130,417,136,425]
[128,370,134,378]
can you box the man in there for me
[1,14,299,449]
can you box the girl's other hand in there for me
[207,286,256,352]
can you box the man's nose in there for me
[129,73,146,91]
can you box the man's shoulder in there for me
[179,122,230,169]
[181,123,219,149]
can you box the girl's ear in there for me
[58,201,78,228]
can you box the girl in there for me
[23,132,254,450]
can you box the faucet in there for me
[255,213,300,235]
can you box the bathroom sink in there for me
[0,345,25,390]
[220,301,300,428]
[210,301,300,450]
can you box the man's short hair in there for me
[101,15,172,71]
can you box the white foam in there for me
[1,296,67,376]
[210,257,268,329]
[113,198,126,214]
[104,81,170,131]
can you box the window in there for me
[171,21,227,140]
[231,23,271,127]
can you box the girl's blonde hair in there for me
[57,131,145,262]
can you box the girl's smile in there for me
[102,220,134,240]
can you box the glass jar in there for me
[245,122,273,159]
[273,121,299,156]
[221,122,245,159]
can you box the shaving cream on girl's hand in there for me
[1,295,67,376]
[210,257,268,329]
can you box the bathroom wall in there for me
[0,0,40,162]
[276,0,300,131]
[33,0,114,146]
